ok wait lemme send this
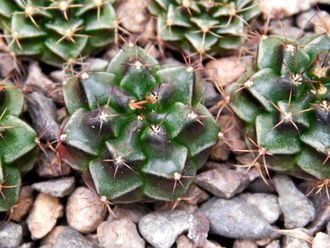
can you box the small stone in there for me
[239,193,281,224]
[37,150,71,178]
[41,225,66,246]
[0,222,23,248]
[31,177,75,198]
[18,243,34,248]
[10,186,34,222]
[187,212,209,247]
[327,221,330,234]
[202,80,220,107]
[139,210,192,248]
[247,178,276,194]
[233,240,258,248]
[266,240,281,248]
[312,232,330,248]
[53,227,97,248]
[296,9,316,30]
[205,56,249,86]
[200,197,275,239]
[283,234,311,248]
[179,184,209,206]
[269,19,302,38]
[258,0,311,18]
[256,238,272,246]
[24,63,63,103]
[26,92,60,141]
[117,0,149,33]
[194,165,250,199]
[97,218,145,248]
[0,53,18,78]
[66,187,107,234]
[176,235,224,248]
[273,174,315,228]
[112,204,149,223]
[27,193,63,239]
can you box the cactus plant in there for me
[148,0,260,58]
[61,44,219,203]
[228,33,330,181]
[0,81,37,212]
[0,0,117,66]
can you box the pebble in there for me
[31,177,75,198]
[176,235,224,248]
[27,193,64,239]
[11,186,34,222]
[26,92,60,141]
[187,212,209,247]
[327,221,330,234]
[200,197,275,239]
[296,9,316,30]
[283,234,311,248]
[138,210,192,248]
[273,175,315,228]
[205,56,249,86]
[97,218,145,248]
[233,240,258,248]
[111,204,149,223]
[266,240,281,248]
[24,63,63,103]
[194,165,251,199]
[18,243,34,248]
[247,178,276,194]
[312,232,330,248]
[239,193,281,224]
[0,53,18,78]
[0,222,23,248]
[37,150,71,177]
[66,187,107,234]
[41,225,66,246]
[52,227,97,248]
[202,80,220,107]
[258,0,311,18]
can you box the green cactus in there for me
[0,81,37,212]
[148,0,260,58]
[61,44,219,203]
[229,33,330,181]
[0,0,117,66]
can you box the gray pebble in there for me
[32,177,75,197]
[0,222,23,248]
[200,197,275,239]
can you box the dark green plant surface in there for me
[148,0,260,58]
[0,82,37,212]
[0,0,116,66]
[229,34,330,180]
[61,44,219,203]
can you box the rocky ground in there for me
[0,1,330,248]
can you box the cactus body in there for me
[229,34,330,180]
[0,82,37,211]
[149,0,260,57]
[62,45,219,203]
[0,0,116,66]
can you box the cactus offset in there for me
[0,0,117,66]
[0,81,37,212]
[148,0,260,58]
[61,44,219,203]
[229,34,330,181]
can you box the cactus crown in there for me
[0,82,37,211]
[229,34,330,180]
[61,44,219,203]
[148,0,260,57]
[0,0,116,66]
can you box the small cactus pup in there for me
[61,44,219,203]
[228,33,330,183]
[0,0,117,67]
[0,81,37,212]
[148,0,260,58]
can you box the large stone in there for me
[200,197,275,239]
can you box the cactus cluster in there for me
[0,0,117,66]
[148,0,260,57]
[61,44,219,203]
[0,81,37,212]
[229,34,330,180]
